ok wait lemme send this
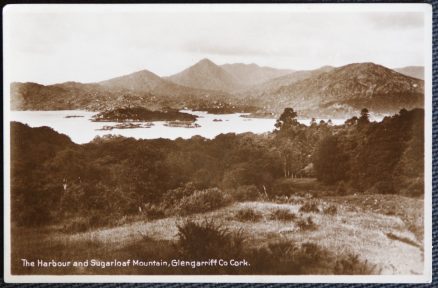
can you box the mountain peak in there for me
[197,58,216,66]
[333,62,399,79]
[167,59,240,91]
[98,68,165,91]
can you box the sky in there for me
[4,4,428,84]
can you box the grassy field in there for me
[10,187,424,275]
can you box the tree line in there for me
[10,107,423,226]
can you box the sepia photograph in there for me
[3,3,432,283]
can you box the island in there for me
[240,112,276,119]
[164,121,201,128]
[97,122,154,131]
[190,103,259,114]
[91,107,198,122]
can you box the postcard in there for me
[3,3,432,283]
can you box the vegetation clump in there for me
[234,208,263,222]
[323,204,338,215]
[176,219,244,259]
[299,202,320,213]
[296,216,317,231]
[334,253,379,275]
[269,208,296,221]
[228,185,260,201]
[177,188,231,216]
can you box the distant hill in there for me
[394,66,424,80]
[99,69,177,93]
[220,63,293,87]
[10,60,424,118]
[11,68,235,111]
[166,58,242,92]
[241,65,335,95]
[241,62,424,117]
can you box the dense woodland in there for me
[11,108,424,227]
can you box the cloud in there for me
[4,6,427,84]
[182,41,269,56]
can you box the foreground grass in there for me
[11,194,423,275]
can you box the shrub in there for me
[296,216,317,231]
[334,253,379,275]
[271,180,297,197]
[253,240,329,274]
[143,203,166,219]
[162,182,198,208]
[177,188,231,215]
[269,208,296,221]
[299,202,320,213]
[230,185,260,201]
[323,205,338,215]
[293,242,330,268]
[234,208,262,222]
[176,219,244,259]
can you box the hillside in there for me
[245,62,424,117]
[10,61,424,118]
[241,65,334,95]
[394,66,424,80]
[99,69,178,93]
[11,68,235,111]
[166,58,242,92]
[220,63,293,87]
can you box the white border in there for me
[3,3,433,283]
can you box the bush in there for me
[323,205,338,215]
[334,253,379,275]
[271,180,297,197]
[176,219,244,259]
[162,182,198,208]
[296,216,317,231]
[234,208,262,222]
[142,203,166,219]
[250,240,330,274]
[177,188,231,215]
[294,242,330,269]
[299,202,320,213]
[269,208,296,221]
[230,185,260,201]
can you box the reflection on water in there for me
[9,110,354,144]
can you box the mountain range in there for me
[393,66,424,80]
[10,58,424,117]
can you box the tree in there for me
[275,108,299,132]
[274,138,308,178]
[345,116,358,126]
[358,108,370,125]
[313,135,348,184]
